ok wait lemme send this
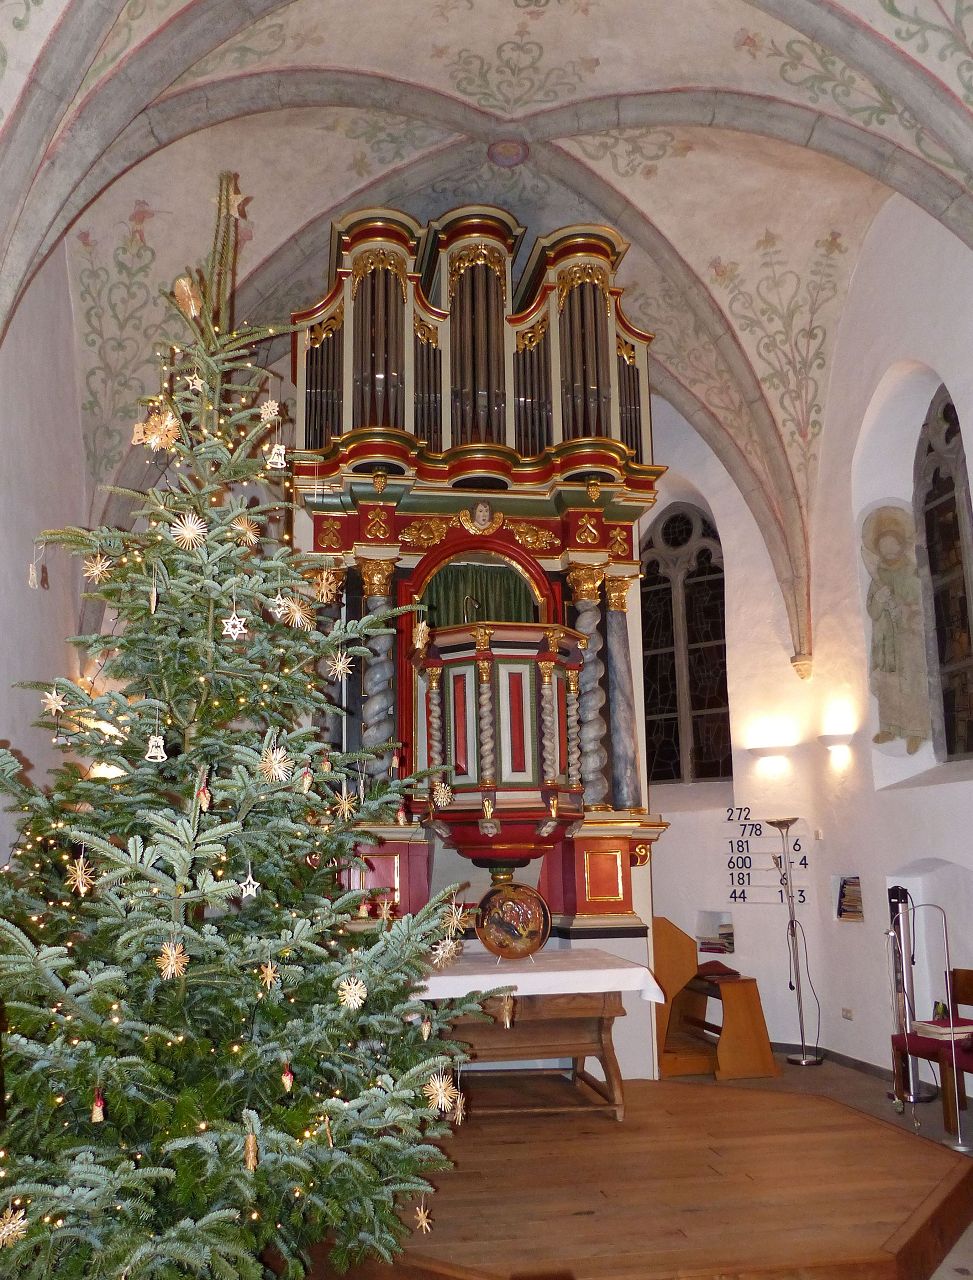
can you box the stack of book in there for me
[697,921,735,953]
[910,1016,973,1041]
[836,876,863,921]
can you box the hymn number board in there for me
[724,808,812,906]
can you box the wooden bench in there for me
[653,916,778,1081]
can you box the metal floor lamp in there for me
[768,817,823,1067]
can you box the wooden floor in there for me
[310,1076,973,1280]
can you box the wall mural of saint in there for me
[861,505,931,754]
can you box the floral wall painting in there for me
[861,505,930,753]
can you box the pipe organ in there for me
[291,205,666,942]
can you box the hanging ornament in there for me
[337,975,368,1010]
[145,734,168,763]
[420,1018,432,1042]
[239,863,260,900]
[229,515,260,547]
[171,512,208,550]
[244,1133,259,1172]
[83,552,113,583]
[258,961,280,991]
[91,1087,105,1124]
[305,851,321,869]
[149,562,158,615]
[315,568,342,605]
[143,409,180,452]
[430,937,462,969]
[131,420,146,445]
[356,898,370,919]
[334,784,357,821]
[66,853,95,898]
[299,765,314,794]
[432,780,453,809]
[259,399,280,423]
[320,752,332,773]
[186,371,206,394]
[413,619,430,654]
[452,1090,466,1126]
[356,759,367,804]
[281,1063,294,1093]
[156,940,189,980]
[270,590,289,621]
[28,543,44,590]
[282,597,314,631]
[0,1206,28,1249]
[267,442,287,470]
[41,687,67,717]
[327,650,354,682]
[396,807,408,826]
[377,897,396,923]
[443,900,472,938]
[422,1070,459,1113]
[324,1115,334,1148]
[221,603,248,640]
[258,744,294,784]
[500,993,515,1030]
[414,1201,432,1235]
[196,773,211,811]
[173,275,203,320]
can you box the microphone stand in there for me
[768,817,822,1066]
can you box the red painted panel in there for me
[508,671,525,773]
[452,672,468,775]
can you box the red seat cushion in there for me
[893,1031,973,1064]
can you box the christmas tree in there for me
[0,174,479,1277]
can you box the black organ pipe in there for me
[450,263,505,444]
[352,266,405,430]
[618,348,642,461]
[414,331,443,450]
[560,279,612,439]
[305,315,343,449]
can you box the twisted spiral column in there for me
[476,659,496,785]
[538,660,558,785]
[565,668,582,789]
[356,557,397,779]
[567,565,609,807]
[604,574,643,810]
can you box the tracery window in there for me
[641,505,731,782]
[914,389,973,759]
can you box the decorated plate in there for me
[475,882,551,959]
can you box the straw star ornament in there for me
[327,650,354,681]
[282,597,315,631]
[41,687,67,717]
[337,975,368,1010]
[66,854,96,897]
[171,512,208,550]
[422,1070,459,1113]
[83,553,113,583]
[229,514,261,546]
[0,1206,28,1248]
[156,941,189,980]
[258,745,295,783]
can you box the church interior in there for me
[7,1,973,1276]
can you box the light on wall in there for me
[745,744,792,779]
[817,733,853,750]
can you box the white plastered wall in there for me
[648,194,973,1073]
[0,242,86,855]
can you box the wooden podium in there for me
[653,917,778,1081]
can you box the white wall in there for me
[0,242,86,853]
[647,195,973,1072]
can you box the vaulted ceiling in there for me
[3,0,972,664]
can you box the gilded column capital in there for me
[355,555,397,597]
[538,660,555,685]
[477,659,492,682]
[566,564,604,603]
[426,666,442,692]
[604,574,638,612]
[472,625,495,651]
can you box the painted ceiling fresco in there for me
[2,0,973,661]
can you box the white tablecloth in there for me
[420,946,663,1003]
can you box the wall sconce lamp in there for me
[817,733,853,750]
[746,745,790,759]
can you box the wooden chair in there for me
[892,967,973,1134]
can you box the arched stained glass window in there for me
[914,389,973,759]
[641,505,731,782]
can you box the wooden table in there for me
[421,948,663,1121]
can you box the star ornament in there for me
[430,937,462,969]
[414,1202,432,1235]
[144,409,180,451]
[156,941,189,980]
[432,780,453,809]
[269,590,289,620]
[221,610,248,640]
[83,552,113,583]
[41,687,67,717]
[334,787,357,821]
[259,399,280,422]
[452,1090,466,1125]
[171,512,208,550]
[282,597,315,631]
[422,1070,459,1113]
[443,901,472,937]
[258,745,294,784]
[229,515,261,547]
[337,975,368,1011]
[0,1205,28,1249]
[259,961,280,991]
[66,854,96,897]
[327,650,354,682]
[239,864,260,900]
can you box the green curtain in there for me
[422,563,535,627]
